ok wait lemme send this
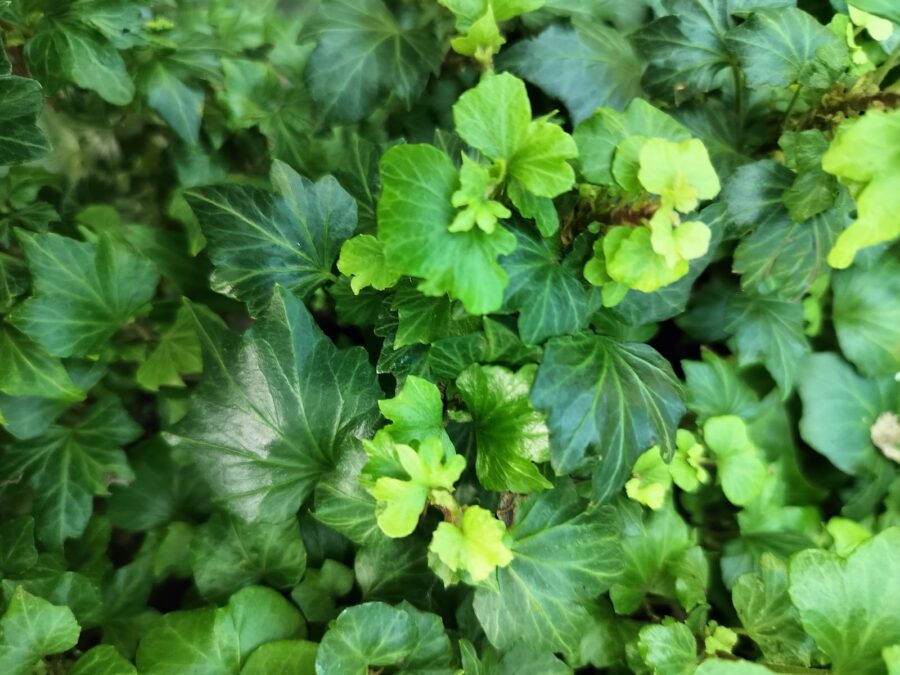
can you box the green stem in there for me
[731,63,746,147]
[784,84,803,121]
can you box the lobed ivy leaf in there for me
[0,75,50,167]
[0,587,80,675]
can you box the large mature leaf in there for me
[726,7,844,88]
[187,162,356,315]
[473,483,622,657]
[166,287,382,522]
[0,398,138,548]
[0,326,83,402]
[530,333,685,500]
[724,292,810,397]
[0,76,49,166]
[134,607,240,675]
[501,229,596,344]
[304,0,442,122]
[849,0,900,22]
[0,587,80,675]
[789,528,900,675]
[316,602,453,675]
[377,144,517,315]
[500,21,642,124]
[797,353,894,475]
[70,645,137,675]
[637,620,697,675]
[832,255,900,378]
[9,232,159,358]
[456,364,551,493]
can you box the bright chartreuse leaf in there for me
[724,292,810,396]
[70,644,136,675]
[670,429,710,493]
[377,375,449,447]
[362,436,465,538]
[797,352,893,474]
[789,527,900,674]
[500,21,642,124]
[501,228,597,344]
[530,333,685,501]
[0,587,80,675]
[0,75,50,166]
[849,0,900,23]
[336,234,401,294]
[135,607,240,675]
[377,144,517,315]
[832,254,900,378]
[187,161,357,315]
[136,305,202,391]
[241,641,317,675]
[473,483,622,657]
[638,138,720,213]
[9,231,158,358]
[822,109,900,268]
[449,155,510,234]
[165,287,382,522]
[0,326,83,402]
[637,619,697,675]
[456,363,551,493]
[703,415,767,507]
[304,0,442,122]
[625,447,672,510]
[315,602,453,675]
[453,73,577,198]
[733,554,815,667]
[588,226,689,295]
[725,7,846,88]
[189,513,306,601]
[429,505,513,583]
[0,398,139,548]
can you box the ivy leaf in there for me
[135,607,240,675]
[789,528,900,675]
[70,645,136,675]
[703,415,767,507]
[316,602,452,675]
[142,60,204,145]
[733,554,815,667]
[166,287,382,522]
[378,375,450,448]
[187,162,357,315]
[456,364,551,493]
[832,254,900,378]
[849,0,900,23]
[304,0,442,123]
[189,513,307,601]
[136,305,202,391]
[501,228,596,345]
[337,235,401,294]
[453,73,577,198]
[0,326,84,402]
[26,21,134,105]
[225,585,307,660]
[377,144,516,315]
[241,641,318,675]
[726,8,845,88]
[500,21,642,124]
[429,505,514,583]
[9,231,158,358]
[530,333,685,501]
[0,587,80,675]
[0,398,138,548]
[683,349,761,422]
[724,292,810,396]
[0,76,50,166]
[638,620,698,675]
[473,483,622,657]
[797,353,892,474]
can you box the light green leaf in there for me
[530,333,685,501]
[832,255,900,378]
[457,364,551,493]
[625,448,672,510]
[696,662,777,675]
[429,505,513,583]
[849,0,900,23]
[10,231,158,358]
[0,587,80,675]
[703,415,767,507]
[0,326,83,402]
[337,234,401,294]
[136,305,202,391]
[473,483,622,657]
[733,554,814,667]
[0,398,138,548]
[378,375,449,447]
[187,162,357,315]
[190,513,306,601]
[241,640,317,675]
[305,0,442,122]
[377,144,517,315]
[500,21,642,124]
[789,527,900,674]
[638,138,721,213]
[501,228,596,345]
[135,607,240,675]
[726,8,846,87]
[70,645,136,675]
[225,586,306,660]
[638,620,697,675]
[166,288,382,522]
[0,75,50,166]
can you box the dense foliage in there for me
[1,0,899,673]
